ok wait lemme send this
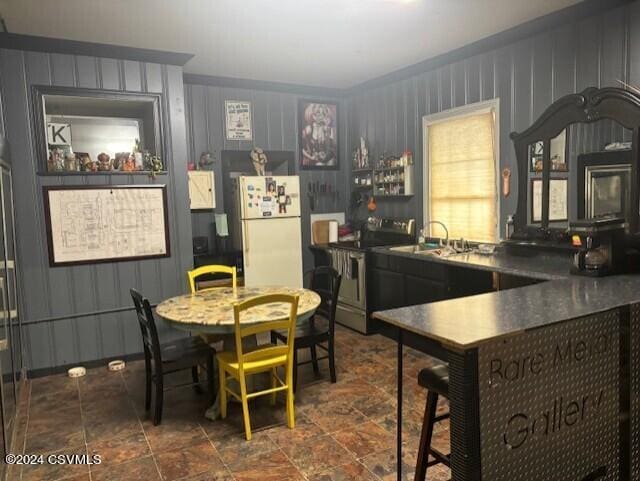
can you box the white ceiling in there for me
[0,0,583,89]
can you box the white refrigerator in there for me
[230,176,303,287]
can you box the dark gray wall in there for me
[348,4,640,235]
[183,83,350,274]
[0,49,192,372]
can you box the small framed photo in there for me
[529,129,568,173]
[225,100,253,141]
[298,99,339,170]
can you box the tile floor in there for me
[8,325,451,481]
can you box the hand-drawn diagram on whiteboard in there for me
[43,185,170,266]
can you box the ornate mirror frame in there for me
[510,87,640,236]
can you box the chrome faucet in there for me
[427,220,449,247]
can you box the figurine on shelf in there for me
[132,138,144,170]
[64,151,78,171]
[122,155,137,172]
[97,153,113,171]
[143,151,163,178]
[199,151,215,169]
[250,147,268,176]
[47,147,65,172]
[114,152,129,170]
[352,137,370,169]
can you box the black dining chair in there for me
[270,266,341,391]
[130,288,216,425]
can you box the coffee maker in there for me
[569,217,626,276]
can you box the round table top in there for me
[156,285,321,333]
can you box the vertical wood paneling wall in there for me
[183,83,350,273]
[0,49,193,372]
[348,4,640,233]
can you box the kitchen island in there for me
[371,245,640,481]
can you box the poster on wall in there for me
[531,178,568,222]
[298,99,339,170]
[225,100,253,141]
[43,185,170,267]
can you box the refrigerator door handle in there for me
[243,219,250,267]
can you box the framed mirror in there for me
[510,87,640,241]
[31,85,164,175]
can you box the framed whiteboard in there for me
[43,185,170,267]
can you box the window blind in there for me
[428,110,497,243]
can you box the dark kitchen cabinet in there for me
[370,268,405,312]
[368,252,493,324]
[404,274,449,306]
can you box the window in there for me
[424,101,499,243]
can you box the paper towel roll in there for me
[329,220,339,243]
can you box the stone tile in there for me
[91,455,161,481]
[303,401,367,434]
[308,460,379,481]
[213,431,278,469]
[360,447,418,481]
[265,413,325,449]
[280,433,354,478]
[88,430,151,467]
[230,449,304,481]
[21,445,90,481]
[24,410,86,455]
[28,389,80,417]
[155,440,226,481]
[331,421,395,458]
[179,468,236,481]
[143,418,209,454]
[30,374,78,398]
[83,410,143,444]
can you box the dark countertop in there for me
[370,244,572,281]
[371,245,640,350]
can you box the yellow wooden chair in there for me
[187,265,237,293]
[216,293,299,441]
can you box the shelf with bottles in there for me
[373,151,414,197]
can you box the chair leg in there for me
[239,375,252,441]
[144,355,152,411]
[270,367,277,406]
[293,350,299,393]
[414,391,439,481]
[286,363,295,429]
[218,363,228,419]
[153,373,164,426]
[310,345,320,375]
[192,366,203,394]
[328,339,337,384]
[206,355,216,404]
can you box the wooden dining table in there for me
[156,285,321,419]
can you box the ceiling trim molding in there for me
[345,0,634,95]
[0,32,194,66]
[183,73,345,98]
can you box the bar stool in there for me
[414,364,451,481]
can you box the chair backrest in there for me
[233,294,299,373]
[188,264,237,293]
[310,266,341,334]
[130,288,162,366]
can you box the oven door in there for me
[329,249,366,310]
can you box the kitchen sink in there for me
[389,244,470,257]
[389,244,439,254]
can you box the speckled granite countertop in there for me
[371,244,572,281]
[371,246,640,350]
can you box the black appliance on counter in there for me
[324,216,415,334]
[569,217,626,277]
